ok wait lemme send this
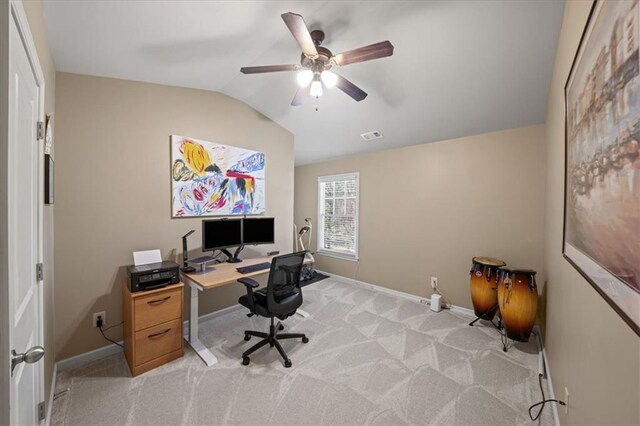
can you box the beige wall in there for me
[54,73,294,360]
[544,1,640,424]
[23,0,56,407]
[295,125,546,313]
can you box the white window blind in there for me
[317,173,359,260]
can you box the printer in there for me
[127,260,180,292]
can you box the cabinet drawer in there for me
[134,318,183,366]
[134,287,182,331]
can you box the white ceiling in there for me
[42,1,564,165]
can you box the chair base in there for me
[242,318,308,368]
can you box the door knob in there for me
[11,346,45,375]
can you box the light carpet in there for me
[52,278,553,425]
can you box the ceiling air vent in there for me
[360,130,384,141]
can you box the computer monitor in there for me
[243,217,275,245]
[202,218,242,253]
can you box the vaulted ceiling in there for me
[42,1,564,164]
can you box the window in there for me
[317,173,359,260]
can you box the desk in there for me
[181,255,310,366]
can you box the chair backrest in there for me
[266,251,306,316]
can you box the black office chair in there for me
[238,251,309,368]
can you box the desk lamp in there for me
[181,230,196,273]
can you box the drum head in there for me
[498,266,537,275]
[472,257,506,267]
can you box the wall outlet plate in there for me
[430,277,438,289]
[93,311,106,328]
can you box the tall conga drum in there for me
[497,267,538,342]
[469,257,506,320]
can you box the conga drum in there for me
[469,257,506,320]
[497,267,538,342]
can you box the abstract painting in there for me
[564,0,640,335]
[171,135,265,217]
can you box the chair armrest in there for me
[238,277,260,288]
[238,278,259,313]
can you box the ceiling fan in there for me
[240,12,394,106]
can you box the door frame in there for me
[0,0,46,423]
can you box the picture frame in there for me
[45,154,54,205]
[170,135,266,218]
[563,0,640,336]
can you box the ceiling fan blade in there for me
[281,12,318,59]
[291,86,310,106]
[332,41,394,66]
[335,74,368,102]
[240,64,300,74]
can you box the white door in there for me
[8,3,45,424]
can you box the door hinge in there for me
[37,121,44,141]
[36,263,43,281]
[38,401,45,421]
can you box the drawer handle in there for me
[147,296,171,306]
[148,329,171,339]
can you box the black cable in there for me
[101,321,123,332]
[98,324,124,348]
[529,373,566,421]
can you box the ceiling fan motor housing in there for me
[301,46,333,71]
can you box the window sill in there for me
[317,250,359,262]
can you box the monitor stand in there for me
[222,245,244,263]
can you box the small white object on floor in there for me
[430,294,442,312]
[133,249,162,266]
[296,309,310,318]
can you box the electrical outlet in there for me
[92,311,106,328]
[564,387,569,414]
[430,277,438,289]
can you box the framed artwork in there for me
[170,135,266,217]
[44,154,54,205]
[564,0,640,335]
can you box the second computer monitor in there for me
[243,217,275,245]
[202,218,242,251]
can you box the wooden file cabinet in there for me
[123,282,184,376]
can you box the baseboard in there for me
[182,303,244,336]
[56,340,124,371]
[315,270,475,317]
[533,325,560,426]
[45,364,57,426]
[56,303,245,371]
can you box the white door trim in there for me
[0,0,46,423]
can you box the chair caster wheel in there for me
[244,335,251,341]
[269,342,275,347]
[284,360,292,368]
[242,357,250,366]
[279,324,284,331]
[302,337,309,343]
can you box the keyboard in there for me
[237,262,271,274]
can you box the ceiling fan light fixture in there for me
[320,71,338,88]
[310,79,323,98]
[296,70,313,87]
